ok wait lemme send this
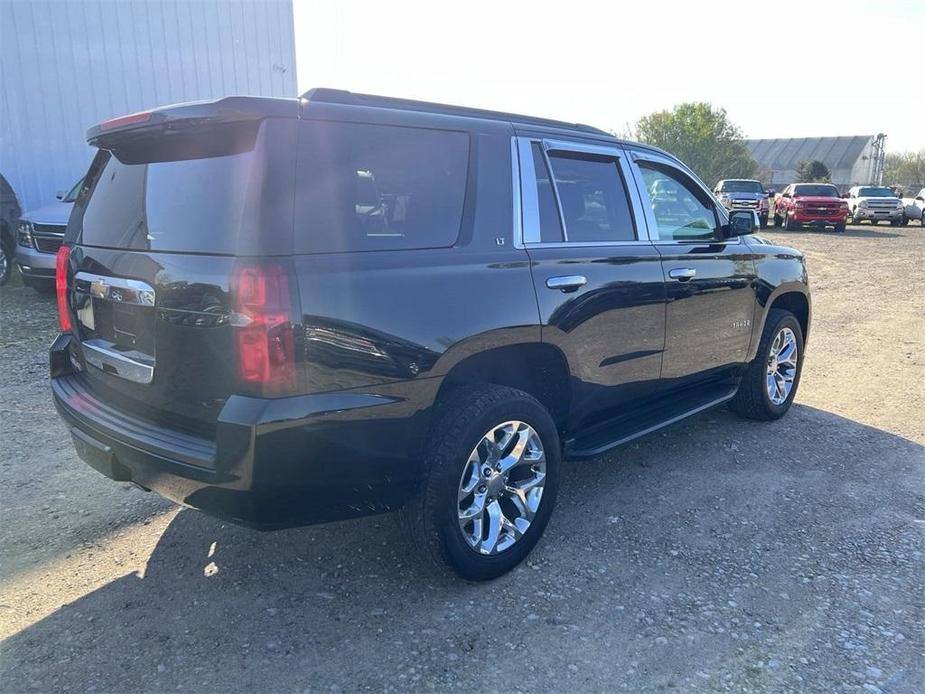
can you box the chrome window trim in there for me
[515,136,653,247]
[628,149,742,247]
[517,138,541,245]
[511,137,524,248]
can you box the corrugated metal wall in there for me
[0,0,296,212]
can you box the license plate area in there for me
[74,272,157,382]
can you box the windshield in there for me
[793,184,839,197]
[63,177,84,203]
[719,180,763,193]
[858,187,895,197]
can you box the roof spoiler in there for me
[87,96,299,147]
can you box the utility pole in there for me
[872,133,887,185]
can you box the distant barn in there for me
[745,136,882,192]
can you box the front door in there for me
[628,151,758,383]
[515,136,667,429]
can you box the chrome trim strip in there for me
[510,137,524,248]
[74,272,156,306]
[82,338,155,385]
[517,138,541,244]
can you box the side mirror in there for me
[842,193,851,199]
[727,210,758,237]
[916,196,924,202]
[55,190,66,200]
[782,192,791,198]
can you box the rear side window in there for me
[294,121,469,253]
[546,152,636,242]
[79,149,256,254]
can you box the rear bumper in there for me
[50,334,433,528]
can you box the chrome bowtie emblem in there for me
[90,279,108,299]
[110,289,123,302]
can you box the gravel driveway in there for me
[1,225,923,692]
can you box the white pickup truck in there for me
[901,188,925,226]
[844,186,905,226]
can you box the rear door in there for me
[515,135,666,429]
[64,118,297,438]
[627,149,758,384]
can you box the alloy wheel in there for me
[457,420,546,555]
[766,327,798,405]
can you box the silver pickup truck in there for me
[901,188,925,226]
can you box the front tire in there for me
[834,222,846,233]
[730,308,804,421]
[784,211,797,231]
[402,385,560,581]
[759,214,768,229]
[773,213,783,227]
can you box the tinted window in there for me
[793,184,839,197]
[718,180,763,193]
[294,121,469,253]
[546,152,636,242]
[638,162,718,241]
[531,143,564,243]
[80,150,256,253]
[857,187,894,197]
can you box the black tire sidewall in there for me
[759,313,805,417]
[432,392,560,581]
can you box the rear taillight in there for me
[55,245,72,331]
[232,263,296,395]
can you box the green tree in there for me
[883,150,925,191]
[634,102,757,186]
[795,160,831,183]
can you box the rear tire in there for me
[730,308,804,421]
[401,384,560,581]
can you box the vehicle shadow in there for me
[2,404,923,692]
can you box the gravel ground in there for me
[1,224,923,693]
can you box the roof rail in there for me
[300,88,610,136]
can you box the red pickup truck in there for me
[773,183,849,233]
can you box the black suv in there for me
[51,90,810,580]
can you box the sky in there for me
[294,0,924,153]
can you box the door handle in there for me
[546,275,587,292]
[668,267,696,281]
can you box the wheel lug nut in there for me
[478,485,487,494]
[483,466,492,477]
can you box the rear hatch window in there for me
[80,149,254,254]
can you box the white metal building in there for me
[745,136,882,191]
[0,0,296,212]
